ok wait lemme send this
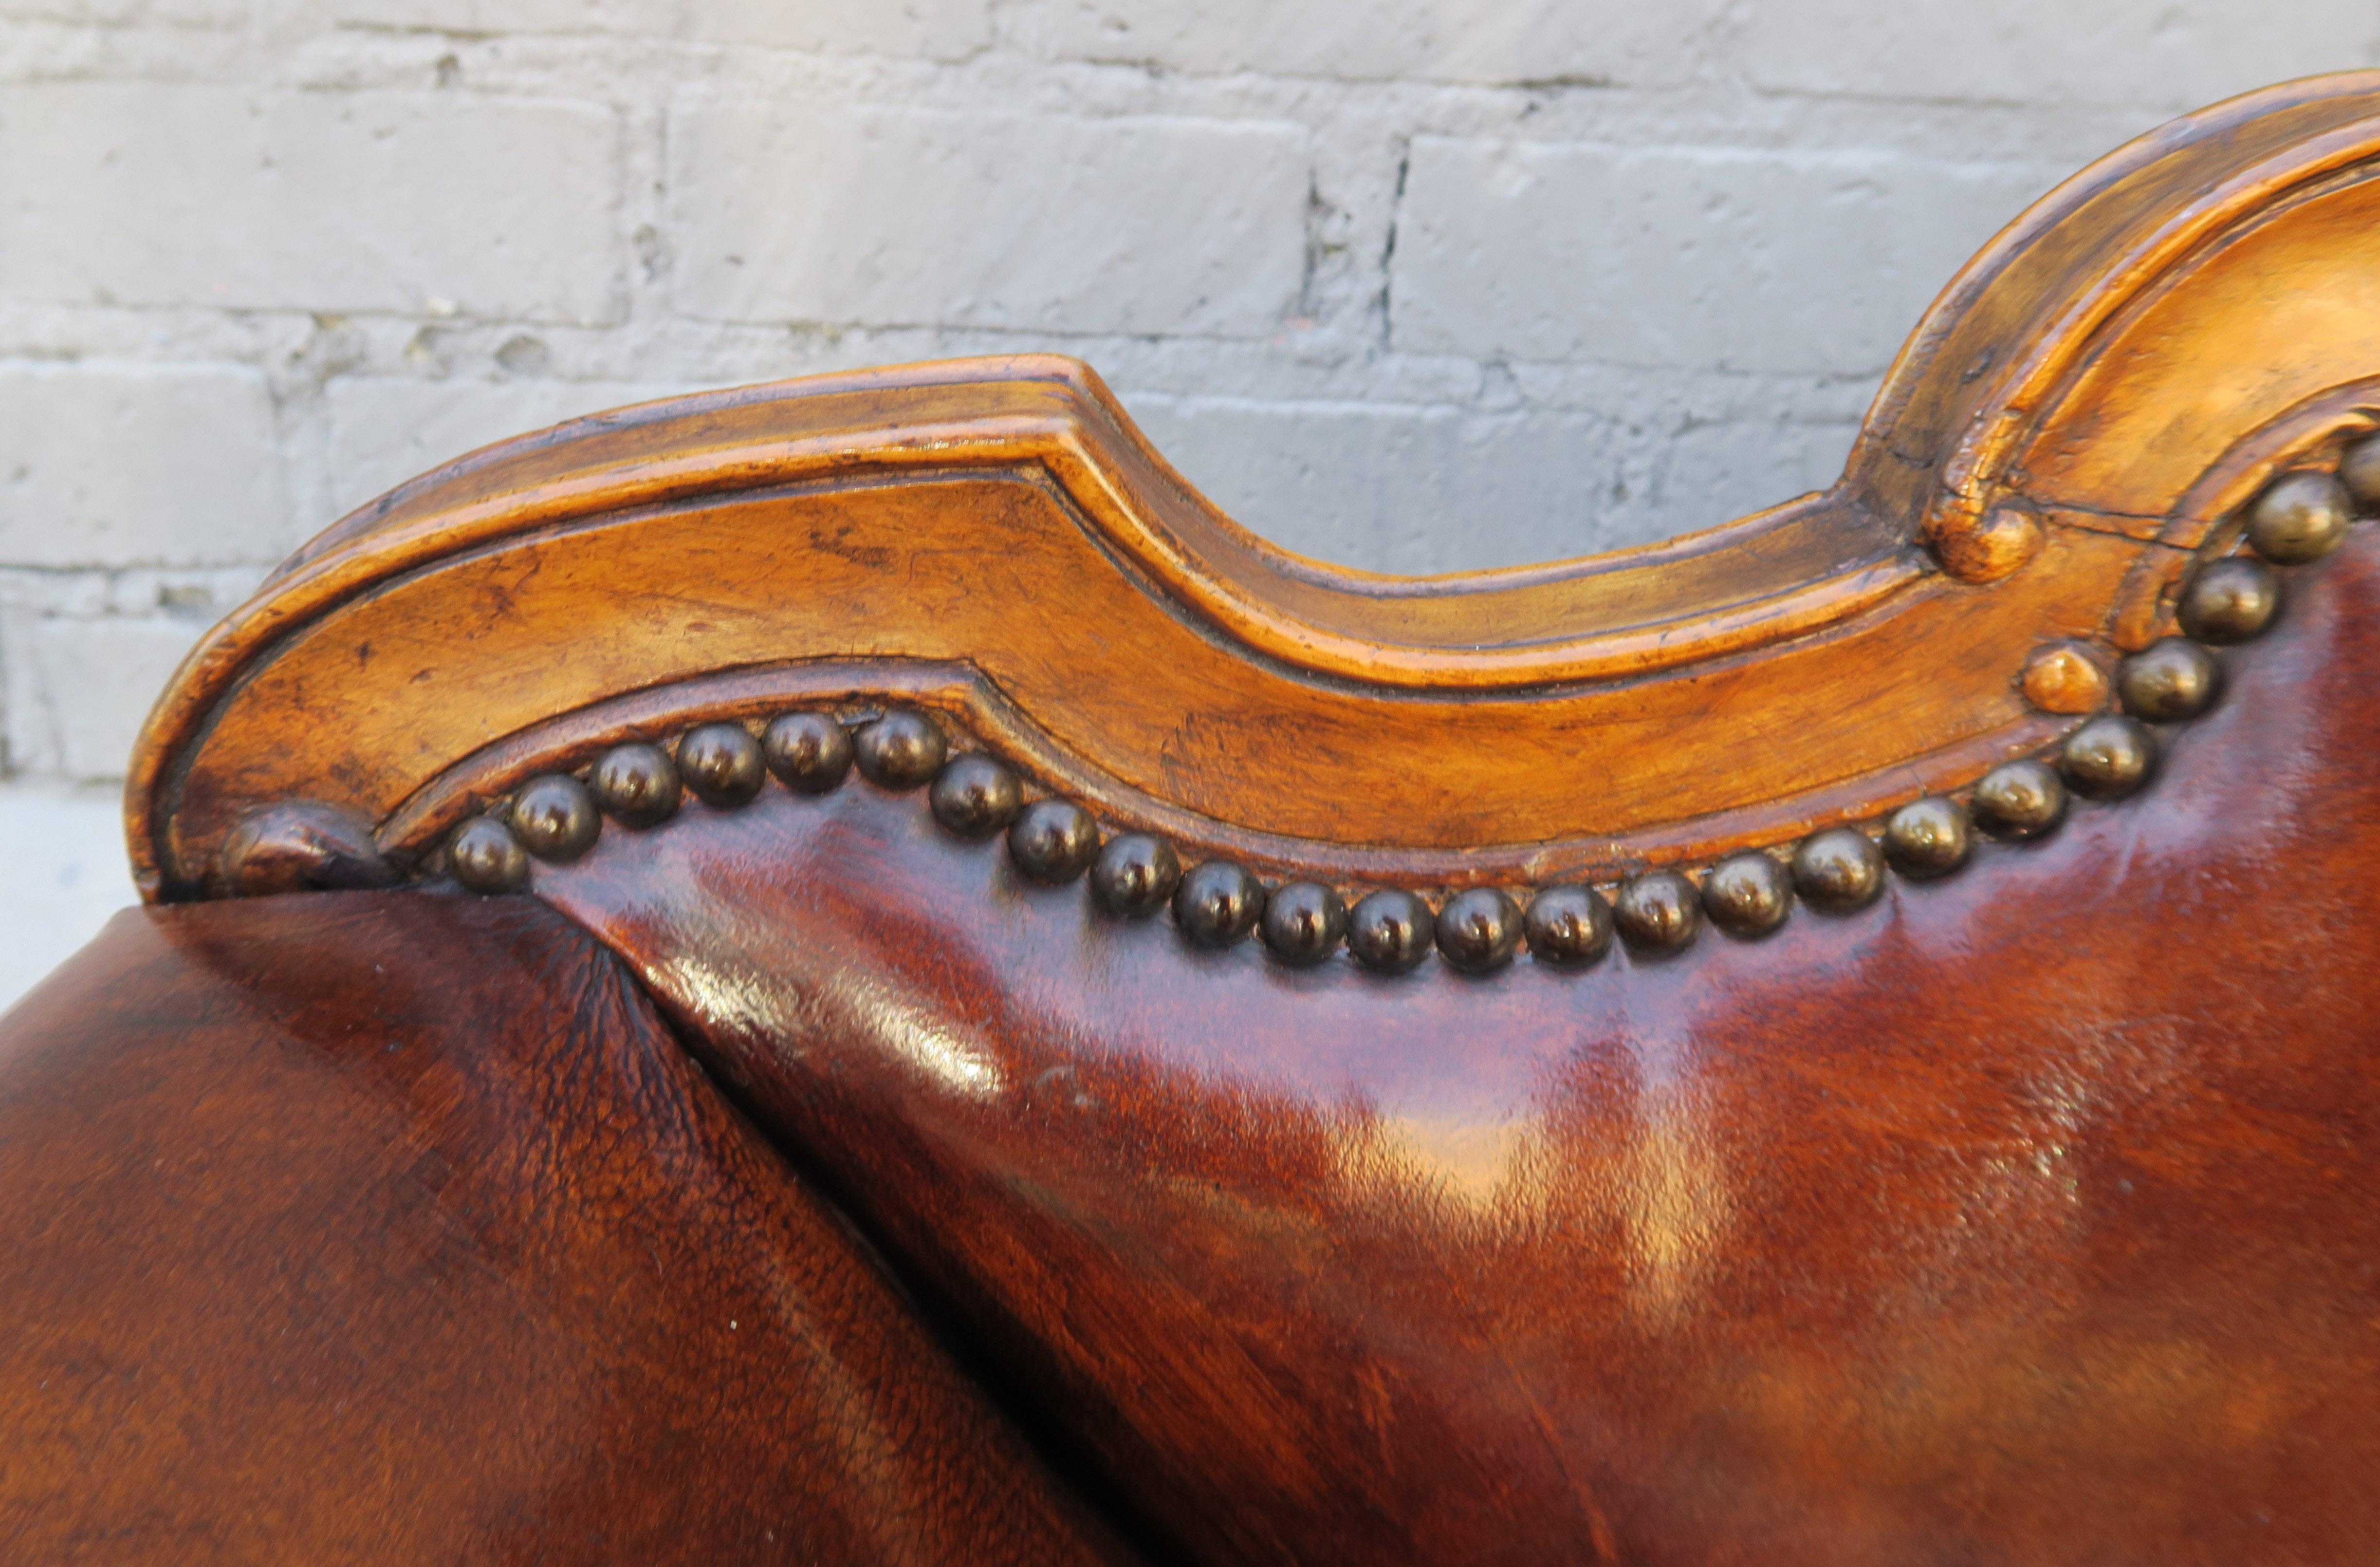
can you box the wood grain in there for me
[533,518,2380,1567]
[124,72,2380,902]
[28,72,2380,1567]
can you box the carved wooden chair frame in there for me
[9,71,2380,1567]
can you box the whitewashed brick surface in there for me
[4,613,200,779]
[1727,2,2380,111]
[1127,390,1871,572]
[1394,141,2067,374]
[0,0,240,24]
[330,0,997,57]
[671,101,1310,335]
[0,363,291,565]
[1018,0,1734,87]
[326,375,709,514]
[0,86,624,320]
[0,0,2374,1004]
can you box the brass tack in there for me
[1791,828,1884,913]
[2245,470,2351,564]
[1090,833,1181,918]
[2061,715,2155,802]
[590,742,682,828]
[1347,889,1434,973]
[218,801,396,897]
[762,711,854,794]
[1263,882,1347,967]
[2339,431,2380,509]
[1436,888,1522,973]
[511,774,600,863]
[2117,637,2221,723]
[853,708,946,790]
[1524,885,1613,968]
[2176,556,2280,645]
[1613,871,1700,952]
[1701,852,1792,937]
[1174,861,1265,948]
[449,815,529,894]
[677,722,767,807]
[2019,643,2109,715]
[929,754,1023,839]
[1007,799,1099,884]
[1882,798,1973,879]
[1972,759,2066,839]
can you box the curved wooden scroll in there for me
[127,71,2380,902]
[81,74,2380,1567]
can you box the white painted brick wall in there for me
[1015,0,1734,86]
[0,363,291,564]
[1394,141,2067,374]
[331,0,998,58]
[1729,3,2380,109]
[326,374,709,513]
[0,0,2374,1004]
[4,612,203,779]
[0,85,625,320]
[670,101,1311,334]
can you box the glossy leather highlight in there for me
[538,531,2380,1567]
[0,894,1130,1566]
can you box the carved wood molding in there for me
[126,72,2380,908]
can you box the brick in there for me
[324,376,711,517]
[330,0,995,57]
[0,364,292,568]
[323,0,669,32]
[321,0,660,32]
[1392,137,2062,375]
[1719,1,2380,111]
[689,0,992,55]
[1122,394,1856,575]
[4,613,205,781]
[1653,414,1860,543]
[0,0,241,22]
[0,2,2353,819]
[0,784,136,1013]
[670,99,1310,336]
[0,85,622,322]
[1017,0,1730,84]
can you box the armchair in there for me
[9,71,2380,1566]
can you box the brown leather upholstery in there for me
[16,69,2380,1567]
[0,893,1128,1565]
[524,526,2380,1566]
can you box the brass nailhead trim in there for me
[419,428,2370,970]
